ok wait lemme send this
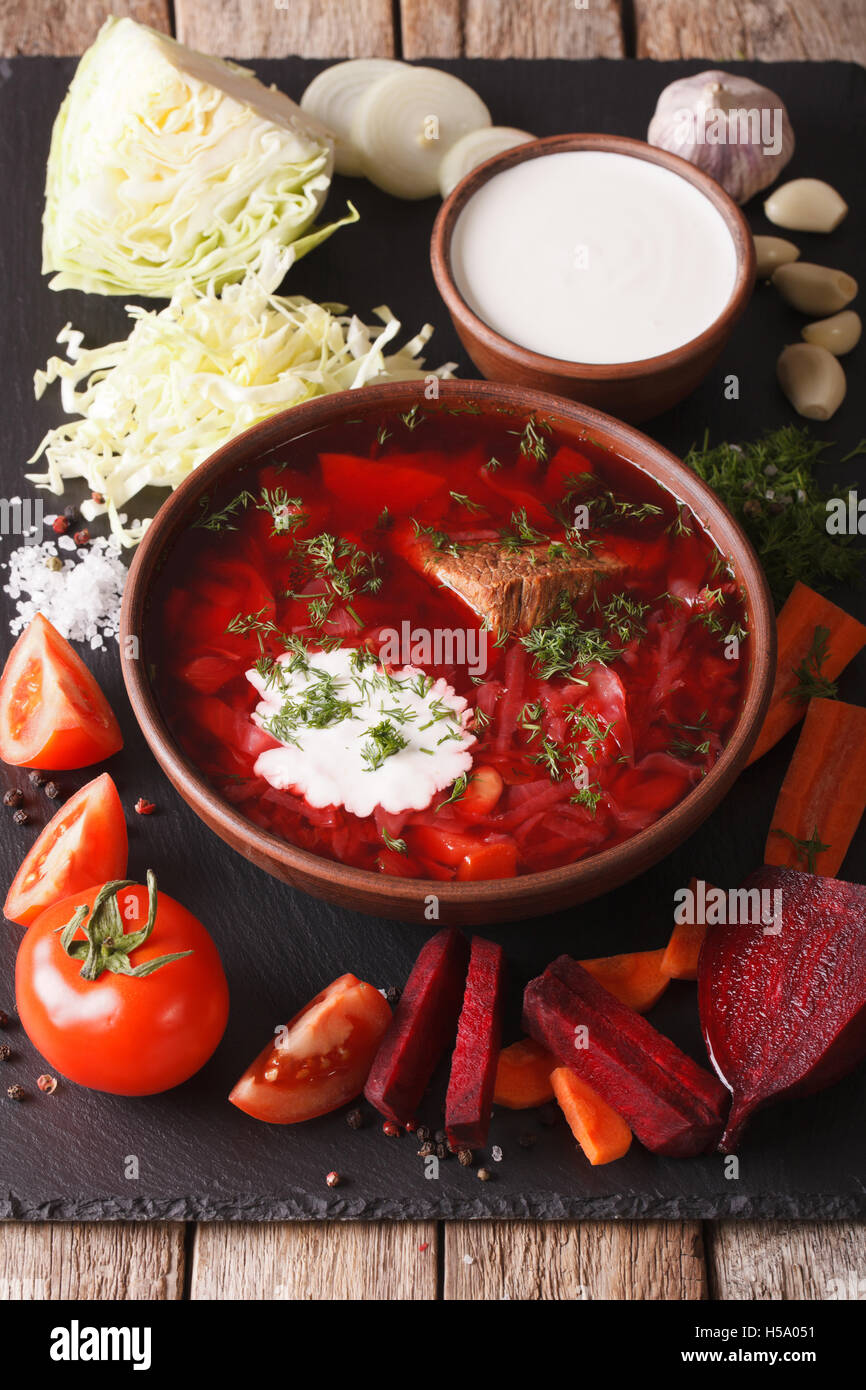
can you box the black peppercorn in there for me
[457,1149,473,1167]
[384,985,401,1005]
[12,809,28,825]
[434,1128,447,1145]
[44,782,61,800]
[28,770,45,787]
[435,1142,448,1161]
[345,1107,364,1130]
[416,1124,431,1143]
[0,1043,11,1062]
[3,788,22,808]
[6,1084,24,1101]
[417,1142,434,1158]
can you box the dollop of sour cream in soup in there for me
[450,150,738,365]
[248,646,475,818]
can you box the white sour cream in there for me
[450,150,738,364]
[247,647,475,818]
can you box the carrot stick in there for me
[579,948,669,1012]
[764,697,866,876]
[493,1038,555,1109]
[748,583,866,765]
[551,1067,632,1165]
[661,876,708,980]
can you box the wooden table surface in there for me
[3,0,865,1302]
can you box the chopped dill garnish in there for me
[449,491,486,513]
[570,781,603,814]
[381,827,408,855]
[788,625,838,701]
[437,772,469,811]
[510,414,553,462]
[770,825,830,874]
[360,719,408,772]
[400,405,424,431]
[193,489,256,531]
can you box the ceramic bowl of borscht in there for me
[121,380,774,924]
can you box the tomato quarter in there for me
[0,614,123,768]
[230,973,392,1123]
[3,773,127,927]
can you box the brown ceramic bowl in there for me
[431,134,756,424]
[121,379,774,925]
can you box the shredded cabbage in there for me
[28,244,457,546]
[42,16,353,297]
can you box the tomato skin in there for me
[3,774,127,927]
[454,764,504,820]
[15,884,229,1096]
[456,840,518,881]
[0,615,123,768]
[230,973,392,1124]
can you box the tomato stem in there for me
[56,870,193,981]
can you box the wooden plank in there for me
[0,1222,185,1299]
[708,1221,866,1299]
[635,0,865,64]
[401,0,625,59]
[444,1220,707,1299]
[0,1,169,56]
[175,0,395,58]
[190,1221,439,1299]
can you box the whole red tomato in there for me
[16,874,229,1096]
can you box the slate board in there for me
[1,57,865,1221]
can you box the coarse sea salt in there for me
[3,533,127,650]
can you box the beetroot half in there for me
[445,936,506,1148]
[364,927,469,1125]
[699,866,866,1153]
[523,955,728,1157]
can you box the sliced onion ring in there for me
[438,126,536,197]
[351,67,492,200]
[300,58,406,177]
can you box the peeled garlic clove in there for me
[802,310,862,357]
[777,343,846,420]
[772,262,858,316]
[764,178,848,233]
[753,235,799,279]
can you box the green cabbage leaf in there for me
[42,16,353,297]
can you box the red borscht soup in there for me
[151,407,748,882]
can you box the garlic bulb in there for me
[648,70,795,204]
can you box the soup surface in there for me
[450,151,738,364]
[152,407,748,881]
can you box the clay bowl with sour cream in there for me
[121,379,774,925]
[431,134,756,424]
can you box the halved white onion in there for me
[351,67,492,200]
[438,126,535,197]
[300,59,407,177]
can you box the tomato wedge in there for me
[3,773,128,927]
[229,973,392,1124]
[0,615,123,768]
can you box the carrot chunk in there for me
[493,1038,555,1109]
[765,697,866,877]
[578,948,669,1012]
[748,583,866,765]
[551,1067,632,1165]
[661,876,708,980]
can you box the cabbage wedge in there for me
[42,17,351,297]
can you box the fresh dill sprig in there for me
[684,427,860,608]
[360,719,408,772]
[770,825,831,874]
[787,625,838,701]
